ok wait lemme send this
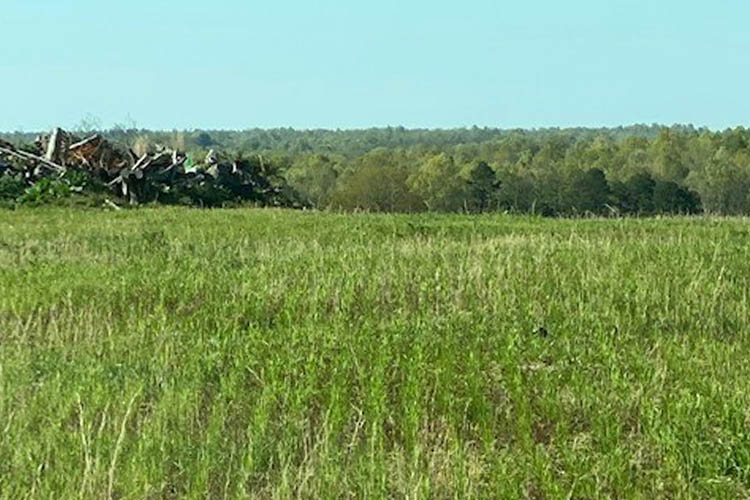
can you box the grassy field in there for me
[1,208,750,498]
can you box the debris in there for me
[103,198,122,211]
[0,143,66,173]
[0,127,300,207]
[45,127,69,165]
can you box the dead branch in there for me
[0,145,66,173]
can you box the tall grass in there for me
[1,208,749,498]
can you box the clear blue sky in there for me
[2,0,749,131]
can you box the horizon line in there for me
[2,122,748,135]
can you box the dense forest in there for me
[4,124,750,215]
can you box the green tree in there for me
[687,152,750,215]
[495,170,536,213]
[621,172,656,214]
[652,129,690,182]
[329,164,422,212]
[193,132,216,148]
[285,155,340,208]
[652,180,701,214]
[461,160,498,213]
[407,153,466,212]
[567,168,610,214]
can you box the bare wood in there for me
[131,153,150,170]
[68,134,101,151]
[103,199,122,211]
[0,145,66,172]
[45,127,64,164]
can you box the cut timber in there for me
[0,145,66,173]
[68,135,102,151]
[131,153,150,171]
[45,128,68,165]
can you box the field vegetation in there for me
[1,208,749,497]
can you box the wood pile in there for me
[0,128,297,206]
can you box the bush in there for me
[0,175,26,202]
[61,169,104,192]
[18,178,71,204]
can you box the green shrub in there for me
[0,175,26,201]
[61,169,94,191]
[18,178,71,204]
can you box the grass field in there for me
[1,208,750,498]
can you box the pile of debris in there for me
[0,128,298,207]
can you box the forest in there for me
[3,123,750,215]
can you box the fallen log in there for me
[68,134,101,151]
[45,127,68,165]
[0,145,66,173]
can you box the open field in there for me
[1,208,750,498]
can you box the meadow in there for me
[1,208,749,498]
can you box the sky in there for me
[2,0,749,131]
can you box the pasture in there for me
[1,208,749,498]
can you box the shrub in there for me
[0,175,26,202]
[18,178,71,204]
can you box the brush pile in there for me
[0,128,299,207]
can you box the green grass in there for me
[1,208,750,498]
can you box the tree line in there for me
[4,124,750,214]
[268,125,749,215]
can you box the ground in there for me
[1,208,749,498]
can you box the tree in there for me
[622,172,656,214]
[285,155,339,208]
[652,180,701,214]
[462,160,498,213]
[194,132,216,148]
[567,168,610,214]
[329,164,423,212]
[652,129,690,182]
[687,152,750,215]
[495,170,537,213]
[407,153,466,212]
